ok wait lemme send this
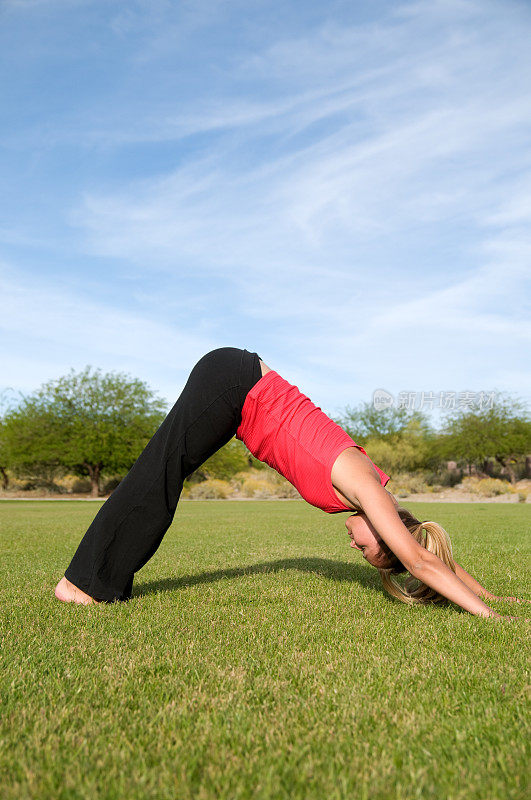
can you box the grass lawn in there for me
[0,499,529,800]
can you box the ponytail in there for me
[378,506,456,606]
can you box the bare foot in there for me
[54,576,100,605]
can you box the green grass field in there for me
[1,500,529,800]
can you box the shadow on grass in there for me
[133,557,382,598]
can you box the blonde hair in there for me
[378,506,456,605]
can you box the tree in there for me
[436,395,531,483]
[0,389,19,490]
[0,419,9,490]
[334,402,436,474]
[187,437,250,483]
[335,402,432,444]
[362,432,431,475]
[3,367,167,496]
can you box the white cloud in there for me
[64,2,529,409]
[1,0,530,413]
[71,0,531,257]
[0,263,219,403]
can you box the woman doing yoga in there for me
[55,347,522,617]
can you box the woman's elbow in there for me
[407,548,437,577]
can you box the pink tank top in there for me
[236,370,390,513]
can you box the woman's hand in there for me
[331,451,528,619]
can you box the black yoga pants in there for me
[64,347,263,602]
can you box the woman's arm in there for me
[331,449,499,617]
[359,480,497,616]
[454,562,493,598]
[384,485,526,603]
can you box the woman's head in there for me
[346,505,456,605]
[345,513,393,568]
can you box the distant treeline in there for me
[1,367,530,496]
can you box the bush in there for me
[17,478,64,493]
[70,477,92,493]
[462,477,513,497]
[101,476,123,494]
[261,470,301,499]
[55,474,92,493]
[188,479,232,499]
[231,467,301,499]
[230,470,255,488]
[240,477,276,498]
[364,434,431,474]
[425,467,463,487]
[189,438,250,482]
[387,472,431,497]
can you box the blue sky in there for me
[1,0,530,424]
